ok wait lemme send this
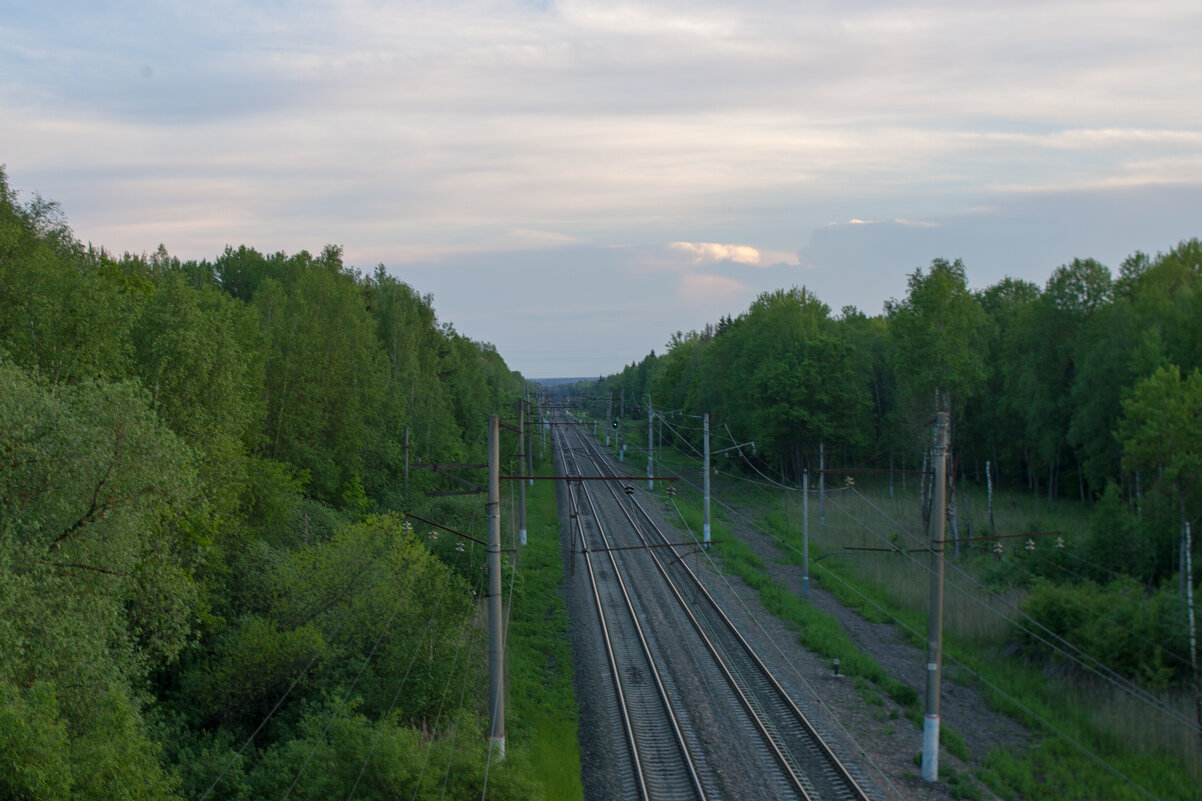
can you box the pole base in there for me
[922,714,939,781]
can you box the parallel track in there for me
[556,419,707,801]
[557,413,876,801]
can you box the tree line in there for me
[591,243,1202,651]
[0,169,539,798]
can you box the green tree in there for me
[0,171,139,384]
[1119,365,1202,542]
[0,360,194,798]
[255,247,388,503]
[966,277,1041,491]
[885,258,987,426]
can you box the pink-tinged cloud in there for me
[670,241,799,267]
[679,272,748,305]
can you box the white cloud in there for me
[828,219,938,229]
[669,241,799,267]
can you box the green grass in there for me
[504,454,584,801]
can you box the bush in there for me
[1018,577,1184,688]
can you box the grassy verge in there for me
[505,456,584,800]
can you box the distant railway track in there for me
[554,412,876,801]
[557,418,707,800]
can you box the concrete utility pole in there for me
[623,388,629,460]
[703,412,711,548]
[922,411,950,782]
[647,397,654,490]
[487,414,505,758]
[802,471,810,596]
[986,460,995,533]
[518,400,527,546]
[526,383,534,488]
[657,413,663,466]
[606,391,612,446]
[819,441,826,527]
[701,415,752,551]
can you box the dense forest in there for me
[591,244,1202,687]
[0,169,539,798]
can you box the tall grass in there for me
[504,452,584,801]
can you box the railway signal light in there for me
[612,418,619,429]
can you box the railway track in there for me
[557,419,707,801]
[555,412,878,801]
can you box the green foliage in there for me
[1120,364,1202,515]
[0,360,199,689]
[885,258,987,420]
[0,171,538,800]
[0,175,136,384]
[0,682,73,801]
[1018,578,1186,688]
[255,248,389,502]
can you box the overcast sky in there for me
[3,1,1200,378]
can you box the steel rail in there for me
[554,421,707,801]
[571,422,875,801]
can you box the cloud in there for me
[830,218,939,229]
[3,0,1202,379]
[669,241,799,267]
